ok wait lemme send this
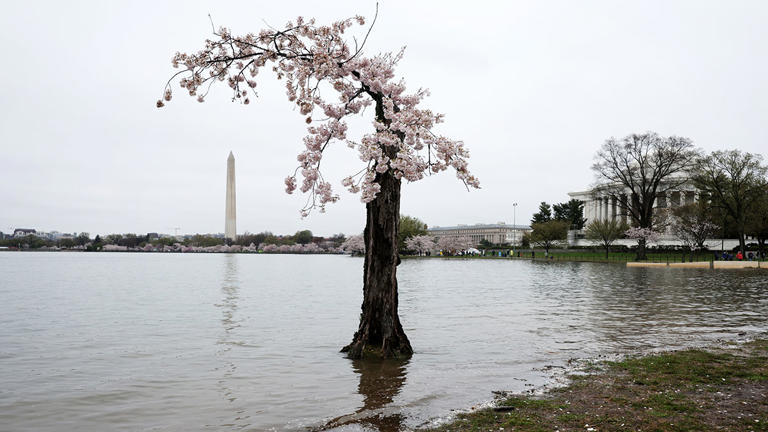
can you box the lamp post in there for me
[513,202,518,245]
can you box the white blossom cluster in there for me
[624,227,661,243]
[159,13,478,216]
[404,234,435,254]
[436,236,474,254]
[341,234,365,254]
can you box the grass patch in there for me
[427,339,768,431]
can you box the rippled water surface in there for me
[1,252,767,431]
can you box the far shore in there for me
[4,249,767,269]
[403,253,767,268]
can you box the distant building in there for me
[13,228,36,237]
[567,181,741,249]
[568,178,700,229]
[147,232,159,240]
[428,223,532,246]
[43,231,70,240]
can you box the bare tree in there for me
[669,202,719,259]
[592,132,699,260]
[584,219,628,259]
[746,193,768,257]
[692,150,768,254]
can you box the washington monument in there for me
[225,151,236,241]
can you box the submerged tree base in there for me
[341,334,413,360]
[428,339,768,431]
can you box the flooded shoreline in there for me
[1,253,767,431]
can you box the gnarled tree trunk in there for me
[342,167,413,359]
[342,94,413,359]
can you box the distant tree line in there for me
[1,229,348,251]
[523,199,587,253]
[530,199,587,229]
[1,232,95,250]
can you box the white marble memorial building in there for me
[568,180,700,227]
[567,179,740,248]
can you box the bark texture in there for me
[341,92,413,359]
[342,95,412,358]
[342,167,413,359]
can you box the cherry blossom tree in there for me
[302,242,323,253]
[159,10,478,358]
[670,203,719,257]
[670,218,718,258]
[585,219,629,259]
[625,227,661,259]
[404,234,435,255]
[436,236,474,255]
[404,236,420,254]
[341,234,365,255]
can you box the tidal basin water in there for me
[1,253,767,431]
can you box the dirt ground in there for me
[429,339,768,432]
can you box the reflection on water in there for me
[324,359,409,432]
[213,254,249,429]
[579,265,768,352]
[1,253,767,432]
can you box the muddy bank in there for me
[427,338,768,431]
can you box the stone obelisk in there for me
[225,151,237,241]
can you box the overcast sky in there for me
[1,1,766,237]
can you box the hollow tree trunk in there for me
[341,160,413,359]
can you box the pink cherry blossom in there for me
[436,236,474,254]
[624,227,661,243]
[405,234,435,255]
[159,11,478,216]
[341,234,365,254]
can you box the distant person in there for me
[736,251,743,260]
